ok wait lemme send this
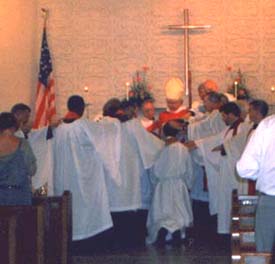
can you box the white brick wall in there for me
[1,0,275,117]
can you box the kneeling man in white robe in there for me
[147,123,194,246]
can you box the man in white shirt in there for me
[237,114,275,252]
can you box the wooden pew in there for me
[0,201,46,264]
[231,191,273,264]
[33,191,72,264]
[0,214,17,264]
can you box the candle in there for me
[271,86,275,93]
[126,82,130,101]
[234,81,238,98]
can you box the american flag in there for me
[33,27,56,129]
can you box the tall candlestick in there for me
[234,81,238,99]
[126,82,130,101]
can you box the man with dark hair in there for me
[53,95,119,247]
[147,121,193,247]
[222,99,269,195]
[185,101,248,235]
[11,103,32,138]
[219,102,241,125]
[203,92,222,113]
[63,95,85,123]
[249,99,269,122]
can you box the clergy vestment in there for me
[146,143,193,244]
[188,109,226,141]
[53,117,121,240]
[15,127,54,194]
[158,105,190,127]
[139,116,160,135]
[188,110,226,202]
[223,122,256,195]
[104,118,164,212]
[194,120,249,234]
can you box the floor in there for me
[72,238,231,264]
[71,201,231,264]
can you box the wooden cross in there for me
[168,9,211,108]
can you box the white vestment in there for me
[53,118,121,240]
[188,110,226,202]
[146,143,193,244]
[195,121,249,233]
[104,118,164,212]
[188,110,226,141]
[15,128,54,194]
[223,122,254,195]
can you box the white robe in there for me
[15,128,54,194]
[188,110,226,202]
[104,119,164,212]
[223,122,254,195]
[188,110,226,141]
[146,143,193,244]
[195,121,250,233]
[53,118,121,240]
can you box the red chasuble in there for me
[158,109,190,127]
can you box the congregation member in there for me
[146,122,193,247]
[0,112,36,205]
[11,103,58,194]
[237,114,275,253]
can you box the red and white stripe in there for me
[33,73,56,129]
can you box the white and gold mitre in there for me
[164,77,185,100]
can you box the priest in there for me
[187,102,248,234]
[139,99,160,135]
[223,99,269,195]
[53,95,121,245]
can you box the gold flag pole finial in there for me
[41,8,49,28]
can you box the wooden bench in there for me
[231,191,273,264]
[0,201,46,264]
[33,191,72,264]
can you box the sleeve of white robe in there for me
[28,127,54,194]
[126,119,164,169]
[82,118,122,184]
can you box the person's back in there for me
[53,95,120,241]
[146,139,193,246]
[0,112,36,205]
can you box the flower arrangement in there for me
[125,66,154,107]
[226,66,250,100]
